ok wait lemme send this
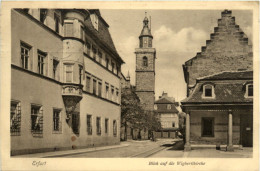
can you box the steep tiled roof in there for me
[155,98,174,104]
[197,71,253,80]
[84,10,124,63]
[182,71,253,104]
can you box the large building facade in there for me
[181,10,253,151]
[11,9,123,155]
[135,15,156,111]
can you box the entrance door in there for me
[240,114,253,147]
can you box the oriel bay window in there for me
[79,65,83,84]
[54,13,60,33]
[53,109,62,133]
[92,46,97,60]
[31,105,43,137]
[20,42,31,69]
[38,50,47,75]
[96,117,101,135]
[10,101,21,136]
[98,51,102,63]
[64,64,73,83]
[64,22,73,37]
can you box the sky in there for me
[100,9,252,102]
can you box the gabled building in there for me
[181,10,253,151]
[11,9,124,155]
[154,92,179,138]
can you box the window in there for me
[21,43,30,69]
[143,56,148,67]
[202,84,215,98]
[148,39,152,47]
[91,14,99,30]
[154,104,158,110]
[64,22,73,37]
[79,65,83,84]
[10,101,21,136]
[93,79,97,95]
[106,57,109,69]
[201,117,214,137]
[86,41,91,55]
[105,118,109,134]
[31,105,43,137]
[53,109,61,133]
[53,59,59,80]
[167,104,171,110]
[111,87,114,101]
[96,117,101,135]
[40,9,47,23]
[247,84,253,97]
[172,122,175,128]
[116,66,119,76]
[92,46,97,60]
[116,90,119,103]
[38,51,46,75]
[106,84,109,99]
[54,13,60,33]
[80,26,84,39]
[112,62,115,73]
[64,64,73,83]
[98,81,102,97]
[86,76,91,92]
[72,112,80,135]
[113,120,117,136]
[87,115,92,135]
[98,51,102,63]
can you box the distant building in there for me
[181,10,253,151]
[154,92,179,138]
[11,9,124,155]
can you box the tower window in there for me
[143,56,148,67]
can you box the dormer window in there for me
[167,104,171,110]
[202,84,215,98]
[245,84,253,98]
[154,104,157,110]
[91,14,99,31]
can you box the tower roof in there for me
[139,13,153,38]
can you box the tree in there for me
[178,112,186,143]
[121,87,143,141]
[144,110,161,141]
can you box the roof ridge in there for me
[197,70,253,80]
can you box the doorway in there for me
[240,114,253,147]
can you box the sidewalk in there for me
[12,143,130,158]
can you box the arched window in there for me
[143,56,148,67]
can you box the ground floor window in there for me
[72,112,80,135]
[96,117,101,135]
[105,118,109,134]
[113,120,117,137]
[87,115,92,135]
[10,101,21,136]
[201,117,214,137]
[31,105,43,137]
[53,109,62,133]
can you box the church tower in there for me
[135,13,156,111]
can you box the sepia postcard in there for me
[1,1,259,171]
